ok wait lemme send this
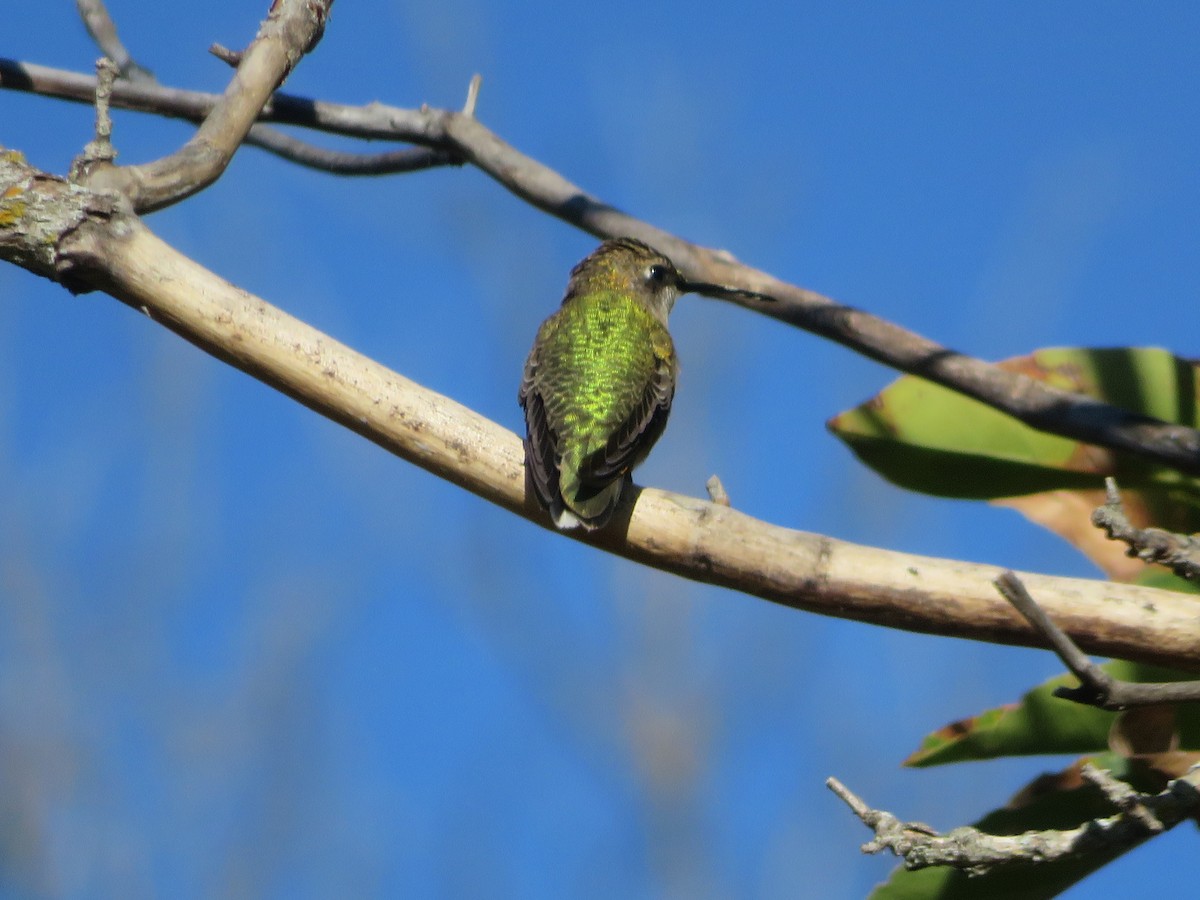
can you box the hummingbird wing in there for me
[518,352,562,516]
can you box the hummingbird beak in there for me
[679,279,776,303]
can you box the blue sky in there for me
[2,3,1198,897]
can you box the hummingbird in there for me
[520,237,745,531]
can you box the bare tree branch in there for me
[74,0,154,82]
[4,58,1199,476]
[72,0,335,212]
[240,124,461,174]
[75,0,451,178]
[4,153,1200,671]
[71,57,119,175]
[995,571,1200,709]
[826,764,1200,875]
[204,39,467,175]
[0,58,216,118]
[1091,477,1200,582]
[1080,766,1165,833]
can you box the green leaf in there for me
[829,347,1200,508]
[906,677,1112,766]
[907,661,1200,766]
[1134,565,1200,595]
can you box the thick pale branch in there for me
[4,156,1200,670]
[3,59,1199,475]
[74,221,1200,668]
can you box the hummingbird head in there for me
[564,238,684,325]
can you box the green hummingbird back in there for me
[520,239,682,530]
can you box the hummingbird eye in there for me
[645,263,673,287]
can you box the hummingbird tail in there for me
[557,472,626,531]
[552,507,585,530]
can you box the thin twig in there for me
[826,768,1200,875]
[705,475,731,507]
[207,40,463,175]
[462,74,482,117]
[242,125,460,174]
[994,571,1200,709]
[1092,477,1200,581]
[1080,764,1164,833]
[74,0,154,82]
[4,56,1199,476]
[70,57,119,180]
[209,43,243,68]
